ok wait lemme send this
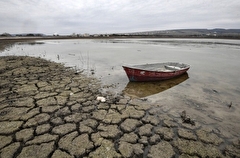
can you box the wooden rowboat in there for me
[122,62,190,82]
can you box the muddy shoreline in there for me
[0,55,239,157]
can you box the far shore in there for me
[1,35,239,53]
[1,34,240,42]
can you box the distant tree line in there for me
[1,33,12,36]
[1,33,45,37]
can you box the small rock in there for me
[97,96,106,102]
[97,103,109,110]
[26,133,58,145]
[163,119,178,128]
[91,110,107,121]
[120,118,142,132]
[36,97,57,106]
[0,121,23,134]
[196,128,223,145]
[149,134,161,145]
[24,113,50,127]
[118,141,144,158]
[52,123,76,135]
[15,128,34,142]
[155,127,174,141]
[89,139,121,158]
[181,110,195,126]
[35,124,51,135]
[91,132,104,147]
[139,136,148,145]
[224,144,240,157]
[0,142,20,158]
[98,124,121,139]
[58,132,94,157]
[0,136,12,149]
[18,141,55,158]
[51,150,74,158]
[138,124,153,136]
[178,128,197,140]
[173,138,224,157]
[120,132,139,143]
[148,141,175,158]
[55,107,71,117]
[123,106,145,119]
[142,115,160,126]
[51,117,64,125]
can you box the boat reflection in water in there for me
[123,73,189,98]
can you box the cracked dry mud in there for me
[0,56,239,158]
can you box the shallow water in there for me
[1,38,240,139]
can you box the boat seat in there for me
[164,65,182,70]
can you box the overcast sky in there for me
[0,0,239,35]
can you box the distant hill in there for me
[117,29,240,38]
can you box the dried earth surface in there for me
[0,56,239,158]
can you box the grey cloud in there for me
[0,0,239,34]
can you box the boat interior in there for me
[127,62,189,72]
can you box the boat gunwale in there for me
[122,62,190,73]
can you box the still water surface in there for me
[1,38,240,139]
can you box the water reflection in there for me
[0,41,17,52]
[17,41,45,45]
[0,41,45,52]
[123,73,189,98]
[106,39,240,47]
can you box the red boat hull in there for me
[123,66,190,82]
